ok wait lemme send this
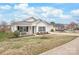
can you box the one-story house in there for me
[11,17,55,35]
[55,24,65,31]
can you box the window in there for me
[38,27,46,32]
[17,26,23,32]
[24,27,28,32]
[17,26,28,32]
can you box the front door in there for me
[32,26,36,34]
[32,26,35,33]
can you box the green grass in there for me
[0,32,8,41]
[0,33,77,55]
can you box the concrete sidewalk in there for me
[40,37,79,55]
[50,32,79,36]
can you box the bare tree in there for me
[10,20,16,25]
[50,21,55,26]
[66,22,77,30]
[0,21,7,32]
[1,21,7,26]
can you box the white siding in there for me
[36,22,54,32]
[47,25,53,32]
[11,25,17,32]
[36,22,48,32]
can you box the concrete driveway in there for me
[40,37,79,55]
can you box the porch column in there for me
[34,26,36,34]
[36,26,38,33]
[29,26,32,35]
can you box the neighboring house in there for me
[76,24,79,30]
[55,24,65,31]
[65,22,77,30]
[11,17,54,35]
[0,25,11,32]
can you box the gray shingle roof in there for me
[11,17,51,26]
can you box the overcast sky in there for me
[0,3,79,24]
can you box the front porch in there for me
[17,26,36,36]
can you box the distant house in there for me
[65,22,77,30]
[0,25,11,32]
[55,24,65,31]
[11,17,54,35]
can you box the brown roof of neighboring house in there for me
[55,24,65,27]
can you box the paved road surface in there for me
[40,37,79,55]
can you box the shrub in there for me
[51,29,54,32]
[13,30,20,38]
[44,32,49,34]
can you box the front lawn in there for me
[0,33,77,55]
[0,32,9,41]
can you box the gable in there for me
[25,17,37,22]
[36,21,48,26]
[26,18,35,22]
